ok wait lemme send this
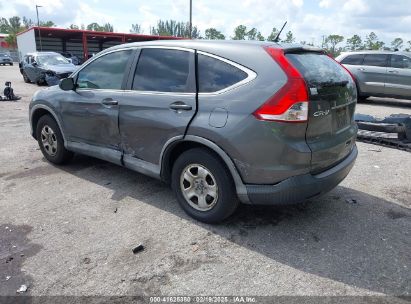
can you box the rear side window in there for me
[390,55,411,69]
[77,49,132,90]
[286,53,350,85]
[198,54,248,93]
[363,54,388,67]
[132,49,193,93]
[341,54,364,65]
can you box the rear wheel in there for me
[36,115,73,164]
[171,148,239,223]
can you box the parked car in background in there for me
[0,52,13,65]
[19,52,77,86]
[60,51,81,65]
[29,41,358,223]
[336,51,411,100]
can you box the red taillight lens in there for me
[253,47,309,122]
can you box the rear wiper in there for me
[309,80,349,88]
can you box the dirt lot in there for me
[0,65,410,298]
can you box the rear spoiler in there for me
[281,45,325,54]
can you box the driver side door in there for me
[24,55,37,81]
[60,48,135,165]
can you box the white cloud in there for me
[319,0,330,8]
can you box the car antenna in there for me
[274,21,287,43]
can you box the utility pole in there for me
[189,0,192,39]
[36,5,43,51]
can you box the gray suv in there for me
[29,41,358,223]
[336,51,411,100]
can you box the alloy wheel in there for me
[180,164,219,211]
[40,125,58,156]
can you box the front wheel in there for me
[22,71,30,83]
[36,115,73,164]
[171,148,239,223]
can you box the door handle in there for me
[388,70,399,74]
[357,68,365,71]
[169,101,192,111]
[101,98,118,106]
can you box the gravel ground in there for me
[0,65,410,298]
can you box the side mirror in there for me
[32,61,37,66]
[59,78,75,91]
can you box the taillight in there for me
[253,47,309,123]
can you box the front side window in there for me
[132,48,193,93]
[341,54,364,65]
[77,49,132,90]
[363,54,388,67]
[390,55,411,69]
[198,54,248,93]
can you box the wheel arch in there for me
[30,105,66,144]
[160,135,250,204]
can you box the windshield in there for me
[37,54,70,65]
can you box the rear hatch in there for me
[286,52,357,173]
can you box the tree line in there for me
[2,16,411,57]
[323,33,411,56]
[0,16,56,47]
[129,21,411,57]
[0,16,114,47]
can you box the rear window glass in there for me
[363,54,388,67]
[341,54,364,65]
[198,54,248,93]
[286,53,350,85]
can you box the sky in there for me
[1,0,411,47]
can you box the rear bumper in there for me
[245,145,358,205]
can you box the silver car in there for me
[336,51,411,100]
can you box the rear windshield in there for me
[286,53,350,86]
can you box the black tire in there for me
[171,148,239,223]
[9,63,13,66]
[36,78,46,86]
[36,115,73,164]
[22,71,30,83]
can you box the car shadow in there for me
[57,154,410,296]
[361,97,411,109]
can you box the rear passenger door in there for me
[119,47,196,168]
[359,54,388,95]
[385,54,411,98]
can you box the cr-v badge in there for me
[313,110,330,117]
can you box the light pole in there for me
[189,0,192,39]
[36,5,43,51]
